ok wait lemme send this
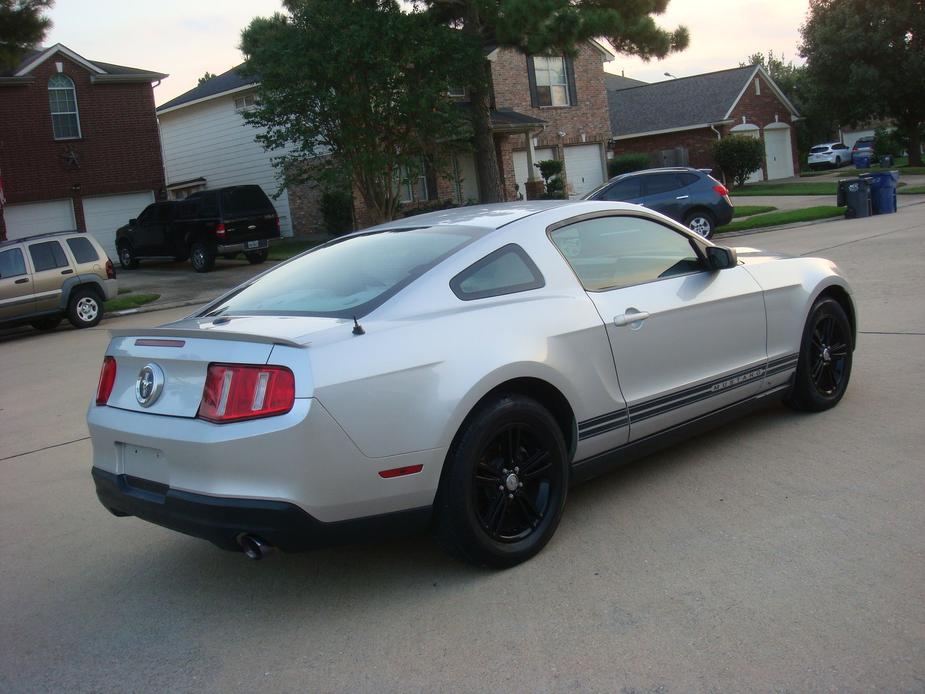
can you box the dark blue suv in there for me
[583,167,734,239]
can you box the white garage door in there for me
[513,148,554,199]
[3,199,75,240]
[763,125,795,181]
[564,144,605,198]
[83,191,155,260]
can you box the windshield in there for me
[202,226,485,318]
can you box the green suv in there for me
[0,231,118,331]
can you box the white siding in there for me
[158,93,299,237]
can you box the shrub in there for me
[608,153,650,177]
[536,159,567,199]
[713,136,765,187]
[873,127,902,158]
[319,189,354,234]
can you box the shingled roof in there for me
[0,44,166,82]
[157,64,257,112]
[608,65,798,138]
[604,73,647,91]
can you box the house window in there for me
[48,75,81,139]
[533,56,570,107]
[754,78,761,95]
[447,85,467,98]
[234,94,257,111]
[397,162,428,204]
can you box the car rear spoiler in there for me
[108,327,304,348]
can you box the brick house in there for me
[0,44,167,256]
[608,65,801,182]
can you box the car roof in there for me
[365,201,574,232]
[0,229,82,249]
[616,166,702,178]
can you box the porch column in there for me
[523,130,546,200]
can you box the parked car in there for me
[88,201,855,568]
[807,142,852,169]
[582,167,733,239]
[115,185,281,273]
[852,136,875,160]
[0,231,116,331]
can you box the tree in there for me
[713,135,765,188]
[197,71,217,86]
[800,0,925,165]
[419,0,689,202]
[0,0,53,69]
[240,0,478,224]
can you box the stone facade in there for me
[613,71,800,181]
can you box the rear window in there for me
[220,187,275,217]
[203,226,484,319]
[29,241,69,272]
[66,236,99,263]
[810,146,829,153]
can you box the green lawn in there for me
[898,185,925,195]
[732,205,777,218]
[105,293,160,312]
[731,182,838,196]
[268,238,327,261]
[717,206,843,234]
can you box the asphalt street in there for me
[1,206,923,692]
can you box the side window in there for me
[136,204,154,225]
[0,248,27,278]
[678,172,700,187]
[66,237,100,263]
[450,244,544,301]
[644,173,684,196]
[29,241,70,272]
[152,204,173,223]
[550,216,702,291]
[599,177,642,201]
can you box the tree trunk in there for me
[462,6,504,203]
[469,60,504,203]
[907,123,922,167]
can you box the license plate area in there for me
[118,443,167,485]
[246,240,266,250]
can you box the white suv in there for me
[807,142,851,169]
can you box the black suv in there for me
[583,167,734,239]
[116,185,280,272]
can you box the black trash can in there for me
[837,178,872,218]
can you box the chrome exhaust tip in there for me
[237,534,273,560]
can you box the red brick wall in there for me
[613,71,800,180]
[0,51,165,238]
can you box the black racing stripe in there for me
[630,374,762,423]
[578,409,628,430]
[578,417,630,440]
[768,353,799,367]
[629,363,766,415]
[767,363,798,377]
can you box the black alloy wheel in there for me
[190,241,215,273]
[786,297,853,412]
[434,395,568,568]
[118,244,139,269]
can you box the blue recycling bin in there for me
[853,153,871,169]
[859,171,899,214]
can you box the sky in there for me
[43,0,811,106]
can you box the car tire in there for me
[785,297,853,412]
[118,243,139,270]
[246,249,269,264]
[31,316,61,331]
[66,286,103,329]
[433,394,569,569]
[684,210,715,239]
[835,156,842,167]
[190,242,215,273]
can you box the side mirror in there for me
[706,245,737,270]
[129,218,137,226]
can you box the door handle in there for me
[676,195,689,200]
[614,310,650,327]
[61,269,74,275]
[14,277,29,284]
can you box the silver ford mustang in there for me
[87,201,855,568]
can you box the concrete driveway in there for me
[1,207,923,692]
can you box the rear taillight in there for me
[105,259,116,279]
[712,183,729,197]
[215,222,226,238]
[96,356,117,405]
[197,363,295,423]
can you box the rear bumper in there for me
[92,467,431,552]
[714,200,734,227]
[217,238,269,254]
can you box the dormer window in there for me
[48,75,81,139]
[529,56,574,108]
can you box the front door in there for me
[0,247,34,321]
[549,214,768,441]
